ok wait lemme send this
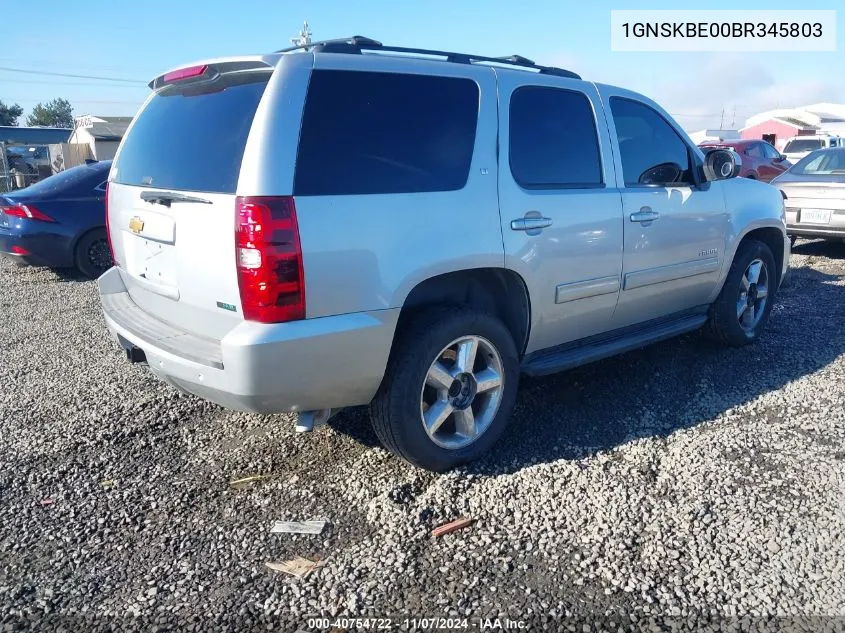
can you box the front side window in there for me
[610,97,694,187]
[761,143,781,159]
[508,86,603,189]
[294,71,479,196]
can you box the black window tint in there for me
[610,98,693,187]
[509,86,602,189]
[113,73,270,193]
[294,71,478,196]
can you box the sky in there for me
[1,0,842,132]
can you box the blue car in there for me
[0,160,113,278]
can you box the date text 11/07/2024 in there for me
[305,616,528,630]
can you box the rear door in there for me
[108,62,275,339]
[496,73,623,353]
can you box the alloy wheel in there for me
[419,335,505,450]
[737,258,769,332]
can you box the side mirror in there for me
[773,154,786,163]
[703,148,741,181]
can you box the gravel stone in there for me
[1,240,844,631]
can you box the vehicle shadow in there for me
[330,259,845,475]
[792,237,845,259]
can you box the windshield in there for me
[11,162,109,197]
[784,138,823,154]
[789,149,845,175]
[113,71,270,194]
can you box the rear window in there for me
[784,138,823,154]
[14,162,109,197]
[791,148,845,175]
[113,72,270,194]
[294,70,479,196]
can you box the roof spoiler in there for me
[149,57,275,90]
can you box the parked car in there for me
[698,139,790,182]
[0,160,112,278]
[771,147,845,244]
[782,134,842,163]
[97,37,789,471]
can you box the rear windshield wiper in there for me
[140,191,212,207]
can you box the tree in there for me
[0,100,24,126]
[26,98,74,128]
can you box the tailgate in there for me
[108,184,242,339]
[108,65,272,339]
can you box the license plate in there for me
[801,208,832,224]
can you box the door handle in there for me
[511,217,553,231]
[629,207,660,223]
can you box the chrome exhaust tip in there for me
[295,408,334,433]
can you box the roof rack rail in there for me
[274,36,581,80]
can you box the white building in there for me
[67,115,132,162]
[688,129,741,145]
[743,103,845,138]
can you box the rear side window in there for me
[294,71,479,196]
[113,72,270,194]
[509,86,603,189]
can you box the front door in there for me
[602,93,729,329]
[497,73,624,354]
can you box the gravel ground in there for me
[1,240,844,632]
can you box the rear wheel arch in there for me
[395,268,531,356]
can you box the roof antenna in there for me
[291,21,312,47]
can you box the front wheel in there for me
[706,239,777,346]
[369,307,519,472]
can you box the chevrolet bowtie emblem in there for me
[128,216,144,234]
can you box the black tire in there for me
[746,173,758,180]
[706,239,777,346]
[789,235,797,248]
[369,306,520,472]
[74,228,112,279]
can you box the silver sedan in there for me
[772,147,845,243]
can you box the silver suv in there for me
[99,37,789,472]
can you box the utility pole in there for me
[730,105,736,129]
[719,107,725,130]
[292,21,312,46]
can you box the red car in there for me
[698,139,791,182]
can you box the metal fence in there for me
[0,170,40,194]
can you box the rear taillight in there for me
[163,65,209,83]
[104,183,118,266]
[10,245,30,256]
[1,204,55,222]
[235,196,305,323]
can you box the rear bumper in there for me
[98,267,400,414]
[785,209,845,239]
[0,228,74,268]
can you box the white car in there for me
[782,134,842,163]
